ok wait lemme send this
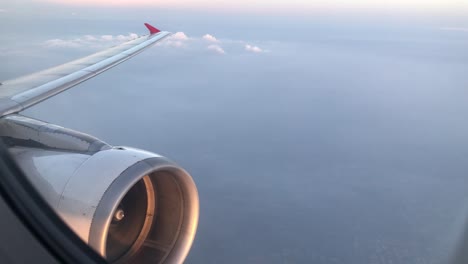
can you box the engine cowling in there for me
[0,115,199,264]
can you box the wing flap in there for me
[0,26,170,116]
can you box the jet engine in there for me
[0,115,199,264]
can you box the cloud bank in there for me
[43,31,268,56]
[43,33,139,49]
[158,32,267,55]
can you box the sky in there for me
[21,0,468,11]
[2,0,468,16]
[2,1,468,264]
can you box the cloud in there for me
[44,31,270,56]
[207,45,225,54]
[0,9,7,13]
[152,31,270,55]
[170,32,189,41]
[116,33,138,41]
[84,35,97,41]
[202,34,220,43]
[245,44,263,53]
[162,40,185,48]
[155,32,189,48]
[101,35,113,41]
[43,33,139,49]
[46,30,268,55]
[155,32,190,48]
[116,35,127,41]
[44,39,82,48]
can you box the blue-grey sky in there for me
[2,2,468,264]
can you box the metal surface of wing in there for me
[0,29,171,117]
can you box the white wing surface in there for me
[0,23,170,116]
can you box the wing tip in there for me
[144,23,161,34]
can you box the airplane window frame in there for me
[0,141,107,264]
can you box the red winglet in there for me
[144,23,161,34]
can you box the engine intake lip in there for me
[88,156,199,264]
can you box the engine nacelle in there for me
[0,115,199,264]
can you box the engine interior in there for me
[96,169,199,264]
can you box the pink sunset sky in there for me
[36,0,468,12]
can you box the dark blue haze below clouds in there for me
[2,6,468,264]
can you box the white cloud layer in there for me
[156,32,189,48]
[160,40,185,48]
[160,32,268,55]
[202,34,219,43]
[43,31,269,56]
[44,39,82,48]
[245,44,263,53]
[101,35,113,41]
[43,33,139,48]
[170,32,189,41]
[84,35,97,41]
[207,44,225,54]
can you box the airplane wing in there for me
[0,23,199,264]
[0,23,171,116]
